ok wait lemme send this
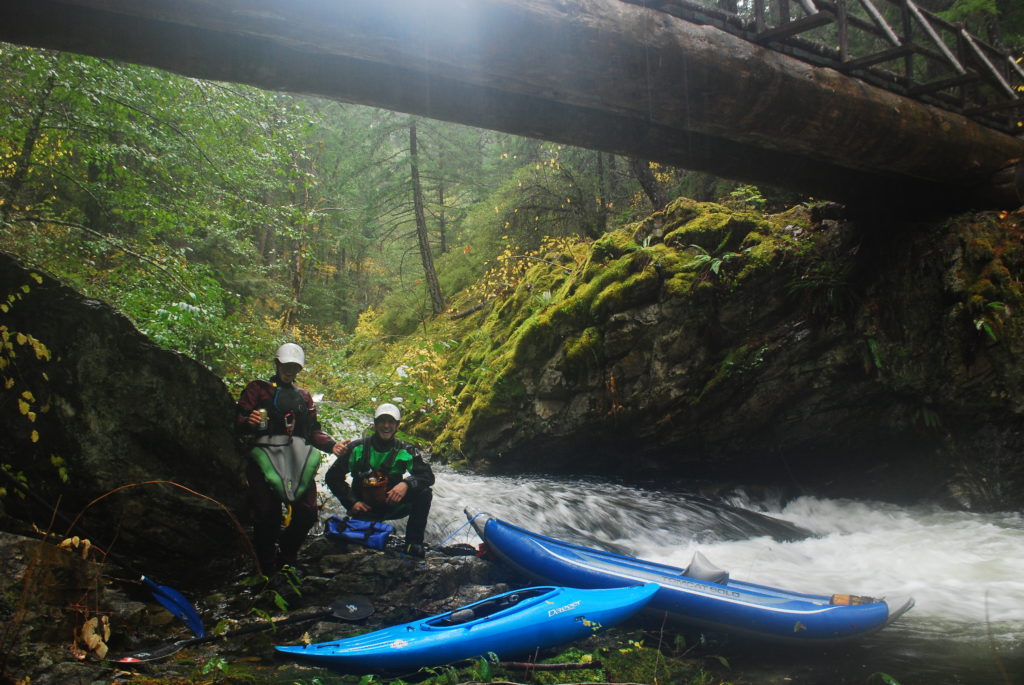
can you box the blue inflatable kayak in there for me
[471,513,914,643]
[275,583,658,672]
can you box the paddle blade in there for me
[331,595,374,621]
[142,576,205,637]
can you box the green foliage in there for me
[866,337,883,371]
[938,0,999,25]
[723,184,767,211]
[867,673,903,685]
[685,243,742,279]
[974,301,1009,341]
[787,263,858,318]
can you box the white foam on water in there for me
[646,496,1024,625]
[429,468,1024,635]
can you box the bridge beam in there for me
[1,0,1021,210]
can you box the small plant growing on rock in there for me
[685,244,741,279]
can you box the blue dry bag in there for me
[325,516,395,551]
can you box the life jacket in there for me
[248,380,319,502]
[259,382,308,437]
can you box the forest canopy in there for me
[0,43,778,388]
[1,0,1021,413]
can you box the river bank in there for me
[3,466,1021,684]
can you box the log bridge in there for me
[1,0,1022,210]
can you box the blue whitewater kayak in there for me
[471,513,915,643]
[275,583,658,672]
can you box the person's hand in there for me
[352,501,371,514]
[245,409,262,427]
[332,439,350,456]
[386,481,409,504]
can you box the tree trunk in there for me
[630,157,667,211]
[596,151,608,234]
[3,69,56,211]
[437,182,448,254]
[409,119,445,315]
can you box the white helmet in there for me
[275,342,305,368]
[374,403,401,422]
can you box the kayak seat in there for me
[448,609,475,624]
[683,551,729,584]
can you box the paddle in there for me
[115,595,374,664]
[0,466,206,636]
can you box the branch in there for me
[449,301,487,320]
[10,214,190,293]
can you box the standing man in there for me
[236,343,346,575]
[325,403,434,557]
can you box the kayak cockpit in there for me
[429,587,554,628]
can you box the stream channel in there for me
[321,463,1023,684]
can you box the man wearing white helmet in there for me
[236,343,347,575]
[325,402,434,557]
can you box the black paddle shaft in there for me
[115,596,374,664]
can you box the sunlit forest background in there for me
[2,0,1021,426]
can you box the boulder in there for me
[433,202,1024,510]
[0,251,247,587]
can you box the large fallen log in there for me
[1,0,1020,209]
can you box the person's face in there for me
[276,361,302,384]
[374,415,398,440]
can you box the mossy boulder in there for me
[429,202,1024,510]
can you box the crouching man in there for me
[325,403,434,557]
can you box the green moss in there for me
[359,197,859,463]
[665,271,697,297]
[591,267,660,319]
[564,326,602,371]
[698,344,769,400]
[593,229,639,260]
[663,204,760,253]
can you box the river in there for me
[367,466,1023,685]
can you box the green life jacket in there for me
[351,439,412,510]
[351,440,411,477]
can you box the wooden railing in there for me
[623,0,1024,133]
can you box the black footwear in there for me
[403,543,425,558]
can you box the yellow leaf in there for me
[16,333,26,345]
[30,430,39,443]
[27,412,36,422]
[3,377,13,389]
[21,390,34,402]
[18,399,29,415]
[30,273,43,284]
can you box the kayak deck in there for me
[276,583,659,672]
